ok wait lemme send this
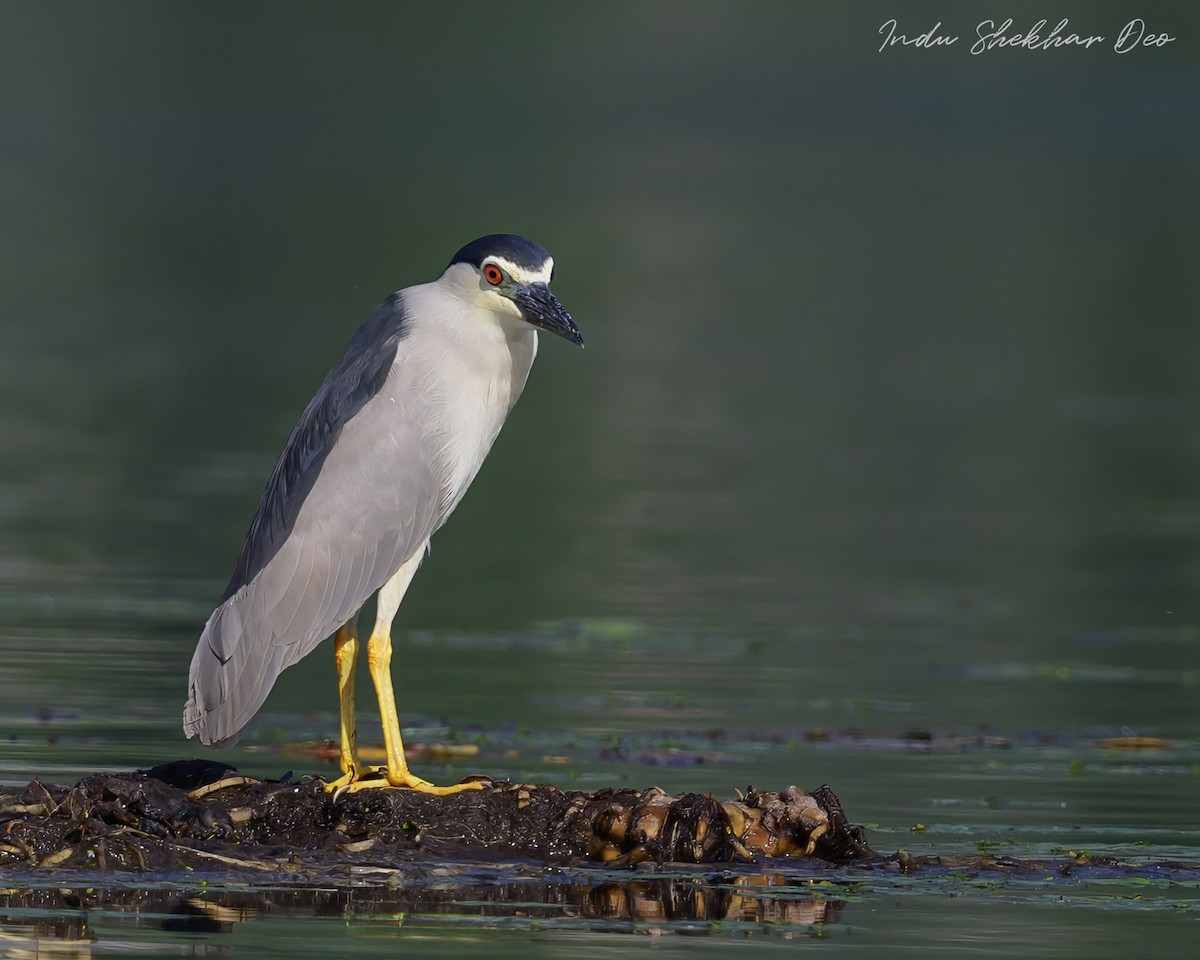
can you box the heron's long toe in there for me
[323,766,368,793]
[328,766,488,796]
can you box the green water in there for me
[1,0,1198,955]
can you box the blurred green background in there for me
[1,0,1197,825]
[1,0,1198,952]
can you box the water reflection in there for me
[0,876,846,952]
[5,848,1198,955]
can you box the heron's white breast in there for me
[389,282,538,520]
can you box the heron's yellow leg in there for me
[336,547,485,797]
[324,622,362,792]
[361,627,482,795]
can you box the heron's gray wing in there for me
[183,292,443,747]
[220,293,408,603]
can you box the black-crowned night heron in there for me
[184,234,583,795]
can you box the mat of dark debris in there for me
[0,760,875,875]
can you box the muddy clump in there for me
[0,760,874,874]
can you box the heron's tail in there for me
[184,510,414,747]
[183,540,374,748]
[183,592,295,748]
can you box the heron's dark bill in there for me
[514,283,584,348]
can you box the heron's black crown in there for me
[448,234,551,271]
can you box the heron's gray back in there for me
[220,294,409,602]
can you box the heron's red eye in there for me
[483,264,504,286]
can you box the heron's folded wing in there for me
[183,292,443,746]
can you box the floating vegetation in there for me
[0,761,872,876]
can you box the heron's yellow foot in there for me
[325,618,488,796]
[328,765,487,796]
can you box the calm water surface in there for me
[1,1,1197,955]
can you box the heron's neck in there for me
[398,286,538,513]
